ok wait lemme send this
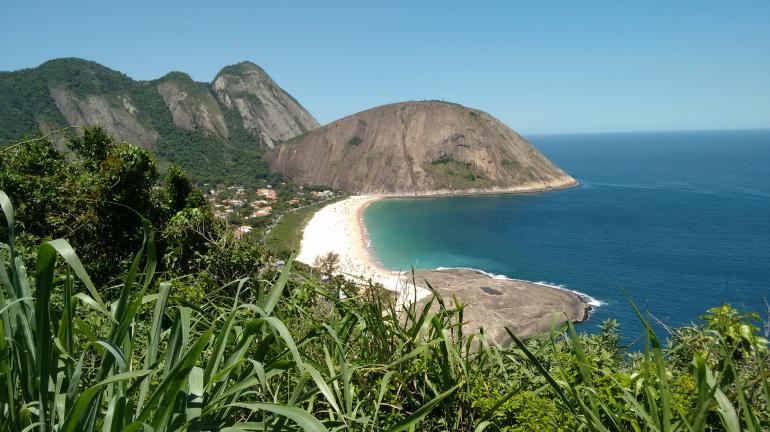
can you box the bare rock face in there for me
[266,101,577,194]
[212,62,320,148]
[413,269,590,345]
[156,74,229,138]
[50,86,158,149]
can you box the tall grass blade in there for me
[506,328,577,417]
[713,388,740,432]
[263,255,294,316]
[60,370,152,432]
[628,301,672,432]
[228,403,329,432]
[138,328,213,427]
[137,281,171,410]
[387,382,462,432]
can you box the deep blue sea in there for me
[363,129,770,341]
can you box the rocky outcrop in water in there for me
[413,268,590,344]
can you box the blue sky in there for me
[2,1,769,134]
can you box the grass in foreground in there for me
[2,189,769,431]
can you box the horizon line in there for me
[522,126,770,138]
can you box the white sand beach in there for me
[296,196,432,305]
[296,195,591,342]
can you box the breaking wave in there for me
[434,266,604,309]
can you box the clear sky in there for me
[2,1,769,134]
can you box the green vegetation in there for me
[0,62,70,143]
[501,158,519,168]
[347,136,363,146]
[0,58,278,187]
[0,126,210,285]
[499,158,542,183]
[424,99,465,108]
[277,131,308,145]
[216,61,266,77]
[430,154,457,165]
[0,195,327,431]
[1,130,769,430]
[426,155,493,189]
[265,196,344,256]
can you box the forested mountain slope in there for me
[0,58,318,184]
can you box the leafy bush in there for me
[0,127,207,285]
[431,154,456,165]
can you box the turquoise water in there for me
[363,129,770,340]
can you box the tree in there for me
[165,164,204,214]
[313,251,340,279]
[0,126,204,286]
[66,125,115,169]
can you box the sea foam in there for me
[435,266,603,309]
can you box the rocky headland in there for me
[266,101,577,195]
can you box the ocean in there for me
[363,129,770,341]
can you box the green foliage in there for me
[502,303,770,431]
[0,192,327,431]
[347,136,363,146]
[151,122,273,187]
[199,234,268,284]
[164,165,205,213]
[425,155,492,189]
[278,131,308,145]
[701,304,768,357]
[0,58,280,187]
[161,207,219,276]
[216,60,265,77]
[501,158,520,169]
[1,173,769,431]
[431,154,457,165]
[66,125,115,169]
[101,143,159,207]
[0,127,204,285]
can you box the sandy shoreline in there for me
[296,195,432,305]
[359,178,579,198]
[296,192,592,340]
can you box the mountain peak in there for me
[38,57,108,70]
[215,61,269,80]
[0,57,320,184]
[157,71,196,83]
[211,62,319,147]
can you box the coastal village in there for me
[204,182,337,239]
